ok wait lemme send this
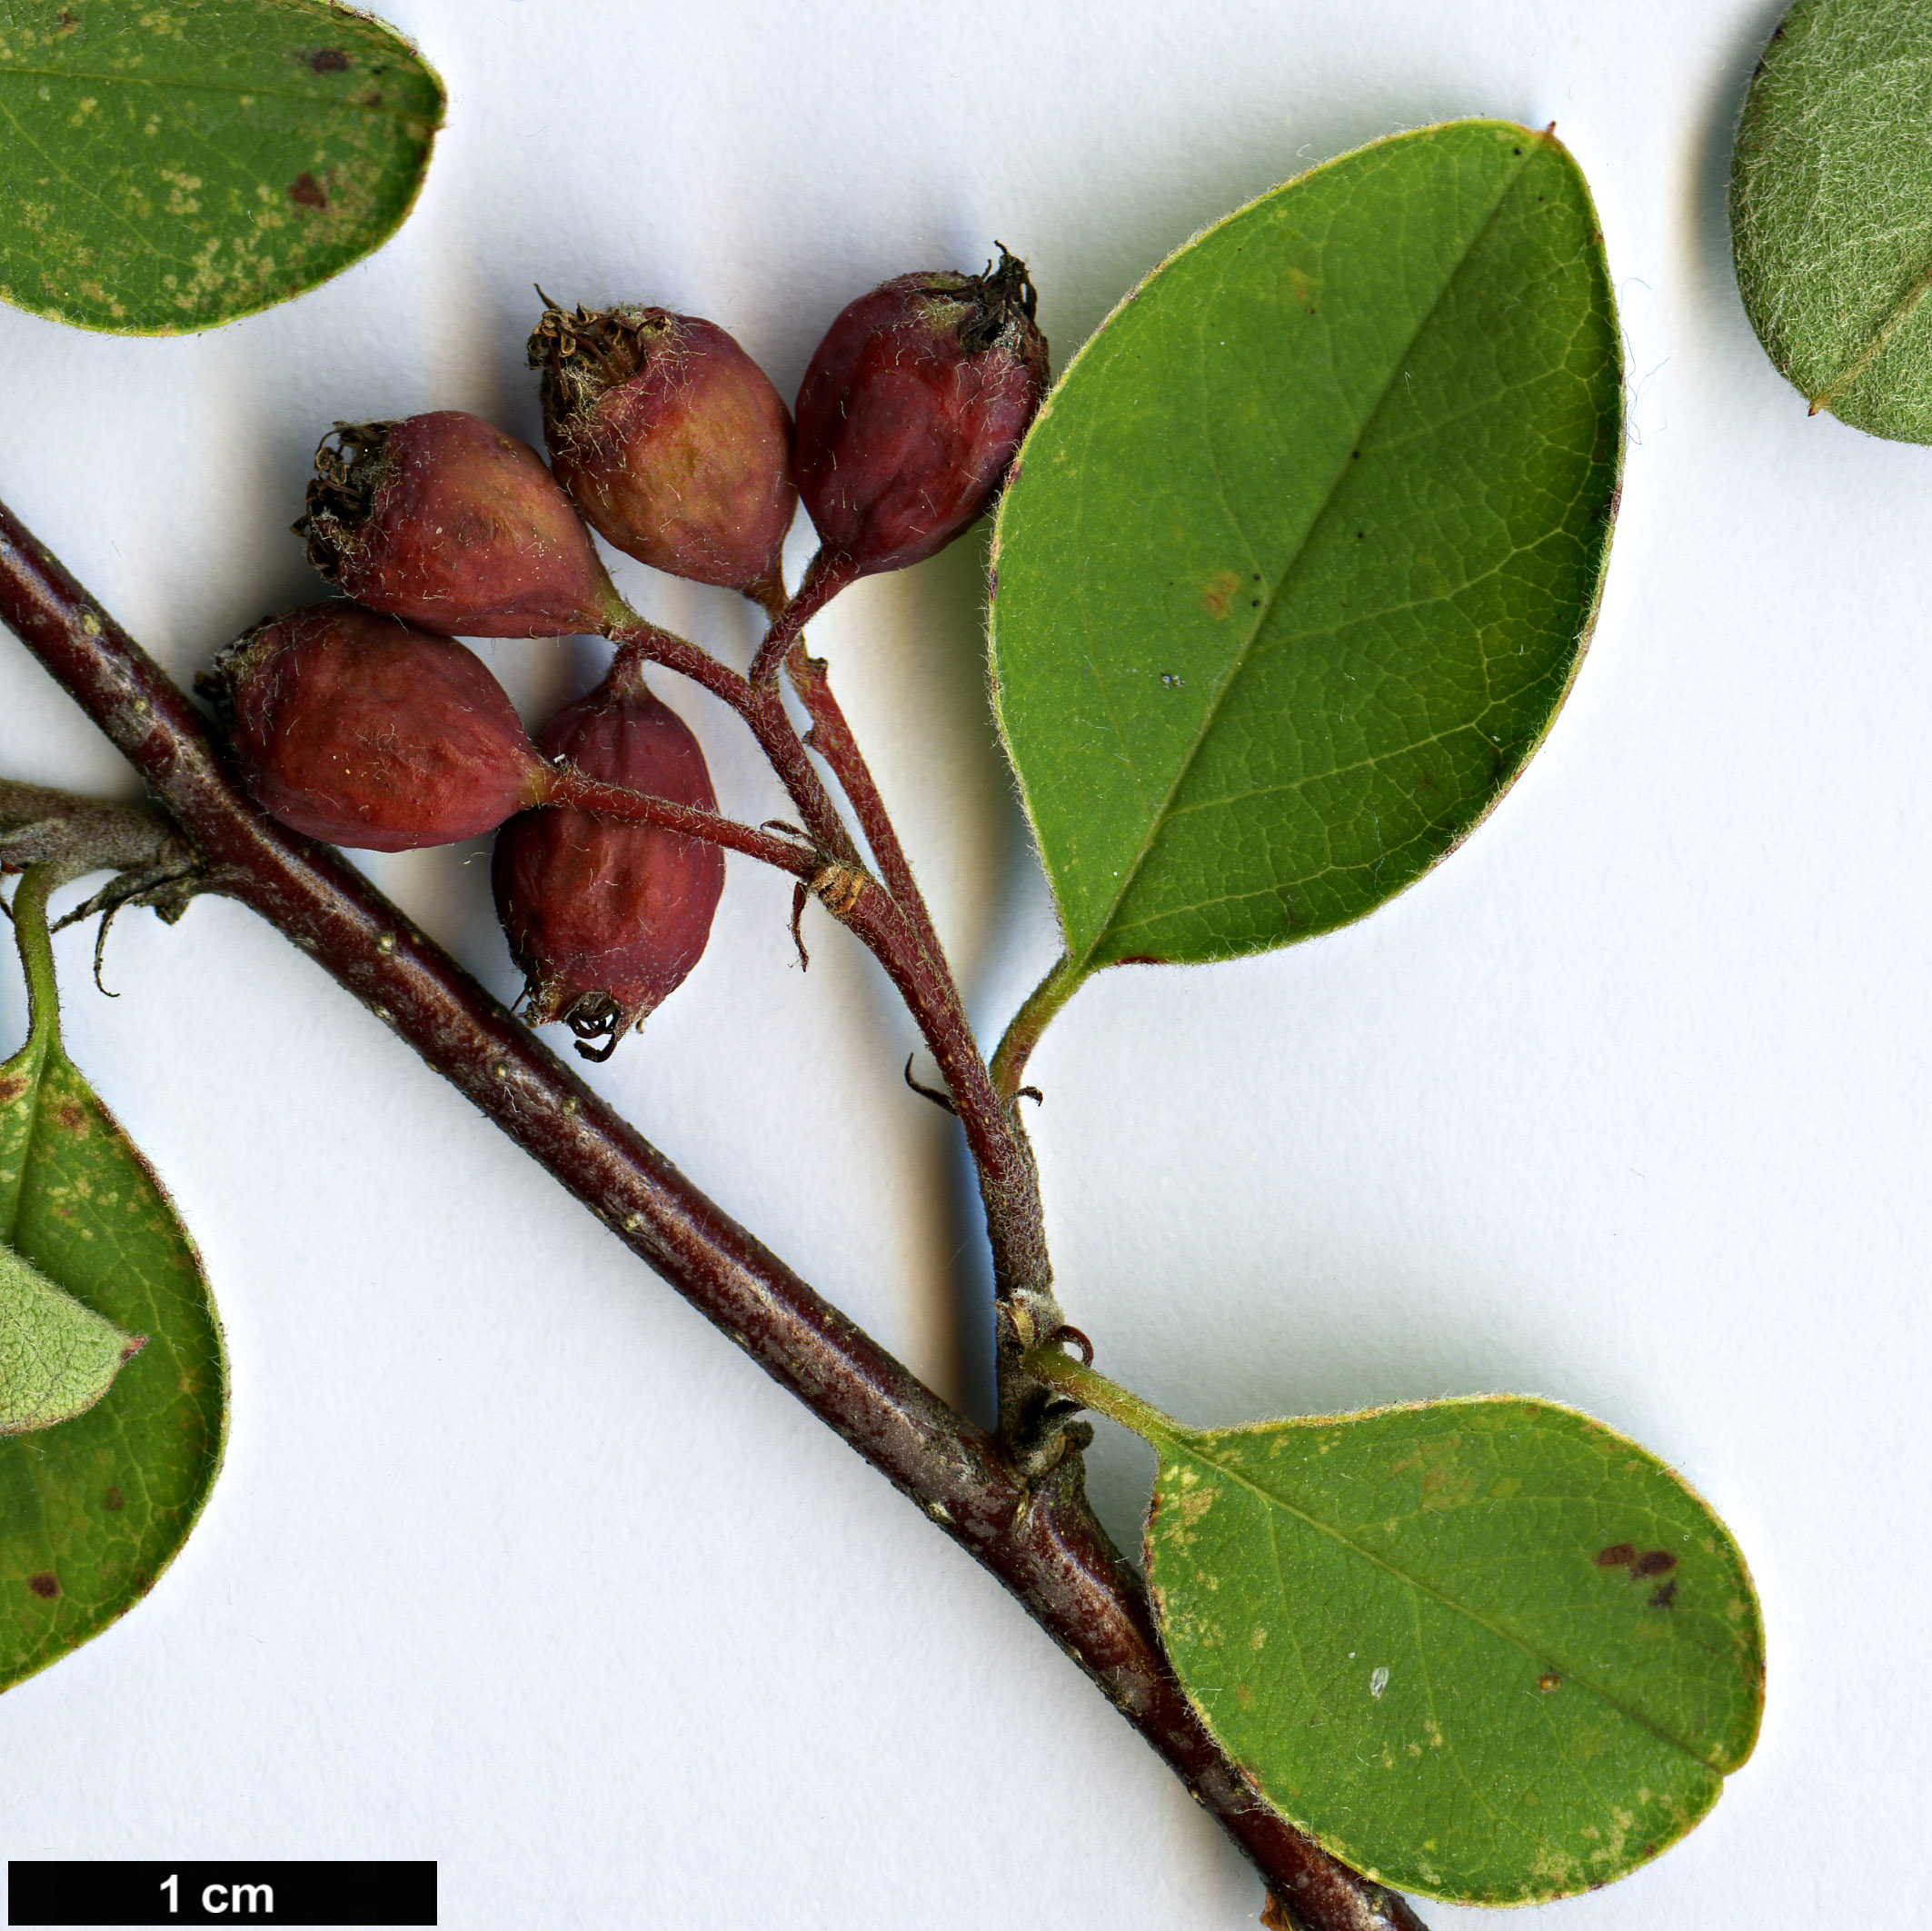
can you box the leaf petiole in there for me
[6,866,61,1058]
[990,951,1082,1099]
[1021,1341,1193,1454]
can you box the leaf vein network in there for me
[1071,147,1538,970]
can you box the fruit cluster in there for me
[206,253,1048,1059]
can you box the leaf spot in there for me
[1599,1542,1678,1584]
[306,47,351,73]
[103,1485,124,1512]
[1201,569,1240,618]
[289,173,329,210]
[25,1572,59,1600]
[1177,1487,1216,1526]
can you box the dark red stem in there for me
[0,499,1424,1931]
[606,609,1058,1388]
[777,635,1063,1444]
[544,763,815,875]
[783,641,943,971]
[747,546,857,685]
[601,614,864,873]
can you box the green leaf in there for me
[1,1241,144,1435]
[0,869,226,1692]
[0,0,443,334]
[1031,1350,1764,1906]
[1731,0,1932,442]
[988,121,1621,980]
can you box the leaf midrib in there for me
[1808,241,1932,413]
[1069,142,1538,975]
[0,61,428,115]
[1749,40,1932,413]
[1170,1432,1731,1774]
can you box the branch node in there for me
[810,860,867,919]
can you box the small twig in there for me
[605,613,865,876]
[2,778,211,990]
[608,601,1064,1438]
[0,778,198,890]
[747,548,858,686]
[782,640,1080,1430]
[784,642,943,967]
[545,765,819,876]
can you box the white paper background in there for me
[3,0,1926,1924]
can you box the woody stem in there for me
[0,493,1426,1931]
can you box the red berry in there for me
[213,602,548,851]
[793,248,1049,577]
[530,300,797,609]
[294,411,615,637]
[492,655,725,1058]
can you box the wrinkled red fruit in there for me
[212,602,548,851]
[493,655,724,1059]
[529,299,797,609]
[793,248,1049,577]
[294,410,615,636]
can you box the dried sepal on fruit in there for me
[493,651,726,1060]
[529,297,798,612]
[793,247,1050,578]
[210,602,549,851]
[294,410,617,637]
